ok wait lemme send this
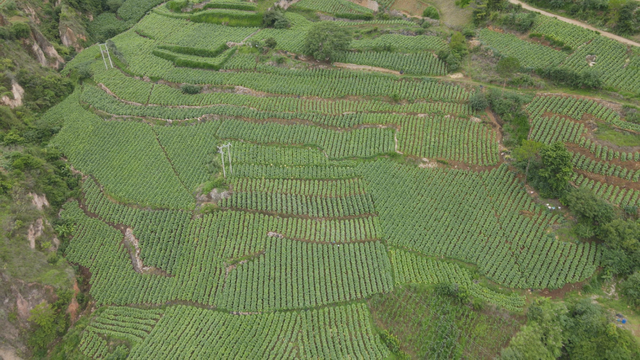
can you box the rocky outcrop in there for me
[29,193,49,211]
[0,273,57,358]
[27,218,44,250]
[23,5,40,25]
[27,29,65,69]
[30,41,48,67]
[60,26,86,52]
[31,28,65,68]
[1,80,24,109]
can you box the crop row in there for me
[360,161,599,289]
[218,192,376,217]
[230,178,368,197]
[573,174,640,208]
[527,95,619,123]
[562,36,640,94]
[351,34,448,52]
[293,0,373,15]
[531,16,597,48]
[102,32,473,100]
[529,115,586,145]
[478,29,566,69]
[219,239,392,311]
[126,304,389,359]
[396,115,499,165]
[50,91,195,210]
[86,82,473,119]
[572,153,640,182]
[334,51,447,76]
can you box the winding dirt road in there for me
[508,0,640,47]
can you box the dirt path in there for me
[333,62,401,75]
[508,0,640,47]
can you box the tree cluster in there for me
[536,67,602,90]
[437,32,468,72]
[501,298,640,359]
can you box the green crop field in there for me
[18,0,639,358]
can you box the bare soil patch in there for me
[333,62,401,75]
[538,279,588,299]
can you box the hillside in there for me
[1,0,640,359]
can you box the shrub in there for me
[469,91,488,110]
[181,84,202,94]
[535,67,602,89]
[264,37,277,49]
[10,23,31,39]
[423,6,439,19]
[166,0,188,12]
[202,2,256,11]
[263,8,290,28]
[379,330,401,353]
[106,0,124,12]
[621,272,640,307]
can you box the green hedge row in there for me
[201,2,257,11]
[152,47,238,70]
[335,12,373,20]
[190,9,262,27]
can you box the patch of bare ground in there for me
[66,280,80,324]
[123,228,171,276]
[348,0,379,11]
[538,279,588,300]
[333,62,401,75]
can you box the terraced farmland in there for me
[39,1,638,358]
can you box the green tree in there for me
[564,187,615,226]
[512,140,544,184]
[538,142,573,197]
[423,6,439,19]
[600,219,640,253]
[449,31,468,58]
[500,298,566,360]
[28,302,57,350]
[564,299,640,359]
[621,271,640,307]
[615,2,638,36]
[303,22,352,62]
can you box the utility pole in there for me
[218,146,226,178]
[226,142,233,175]
[99,43,108,70]
[104,43,114,68]
[98,43,114,70]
